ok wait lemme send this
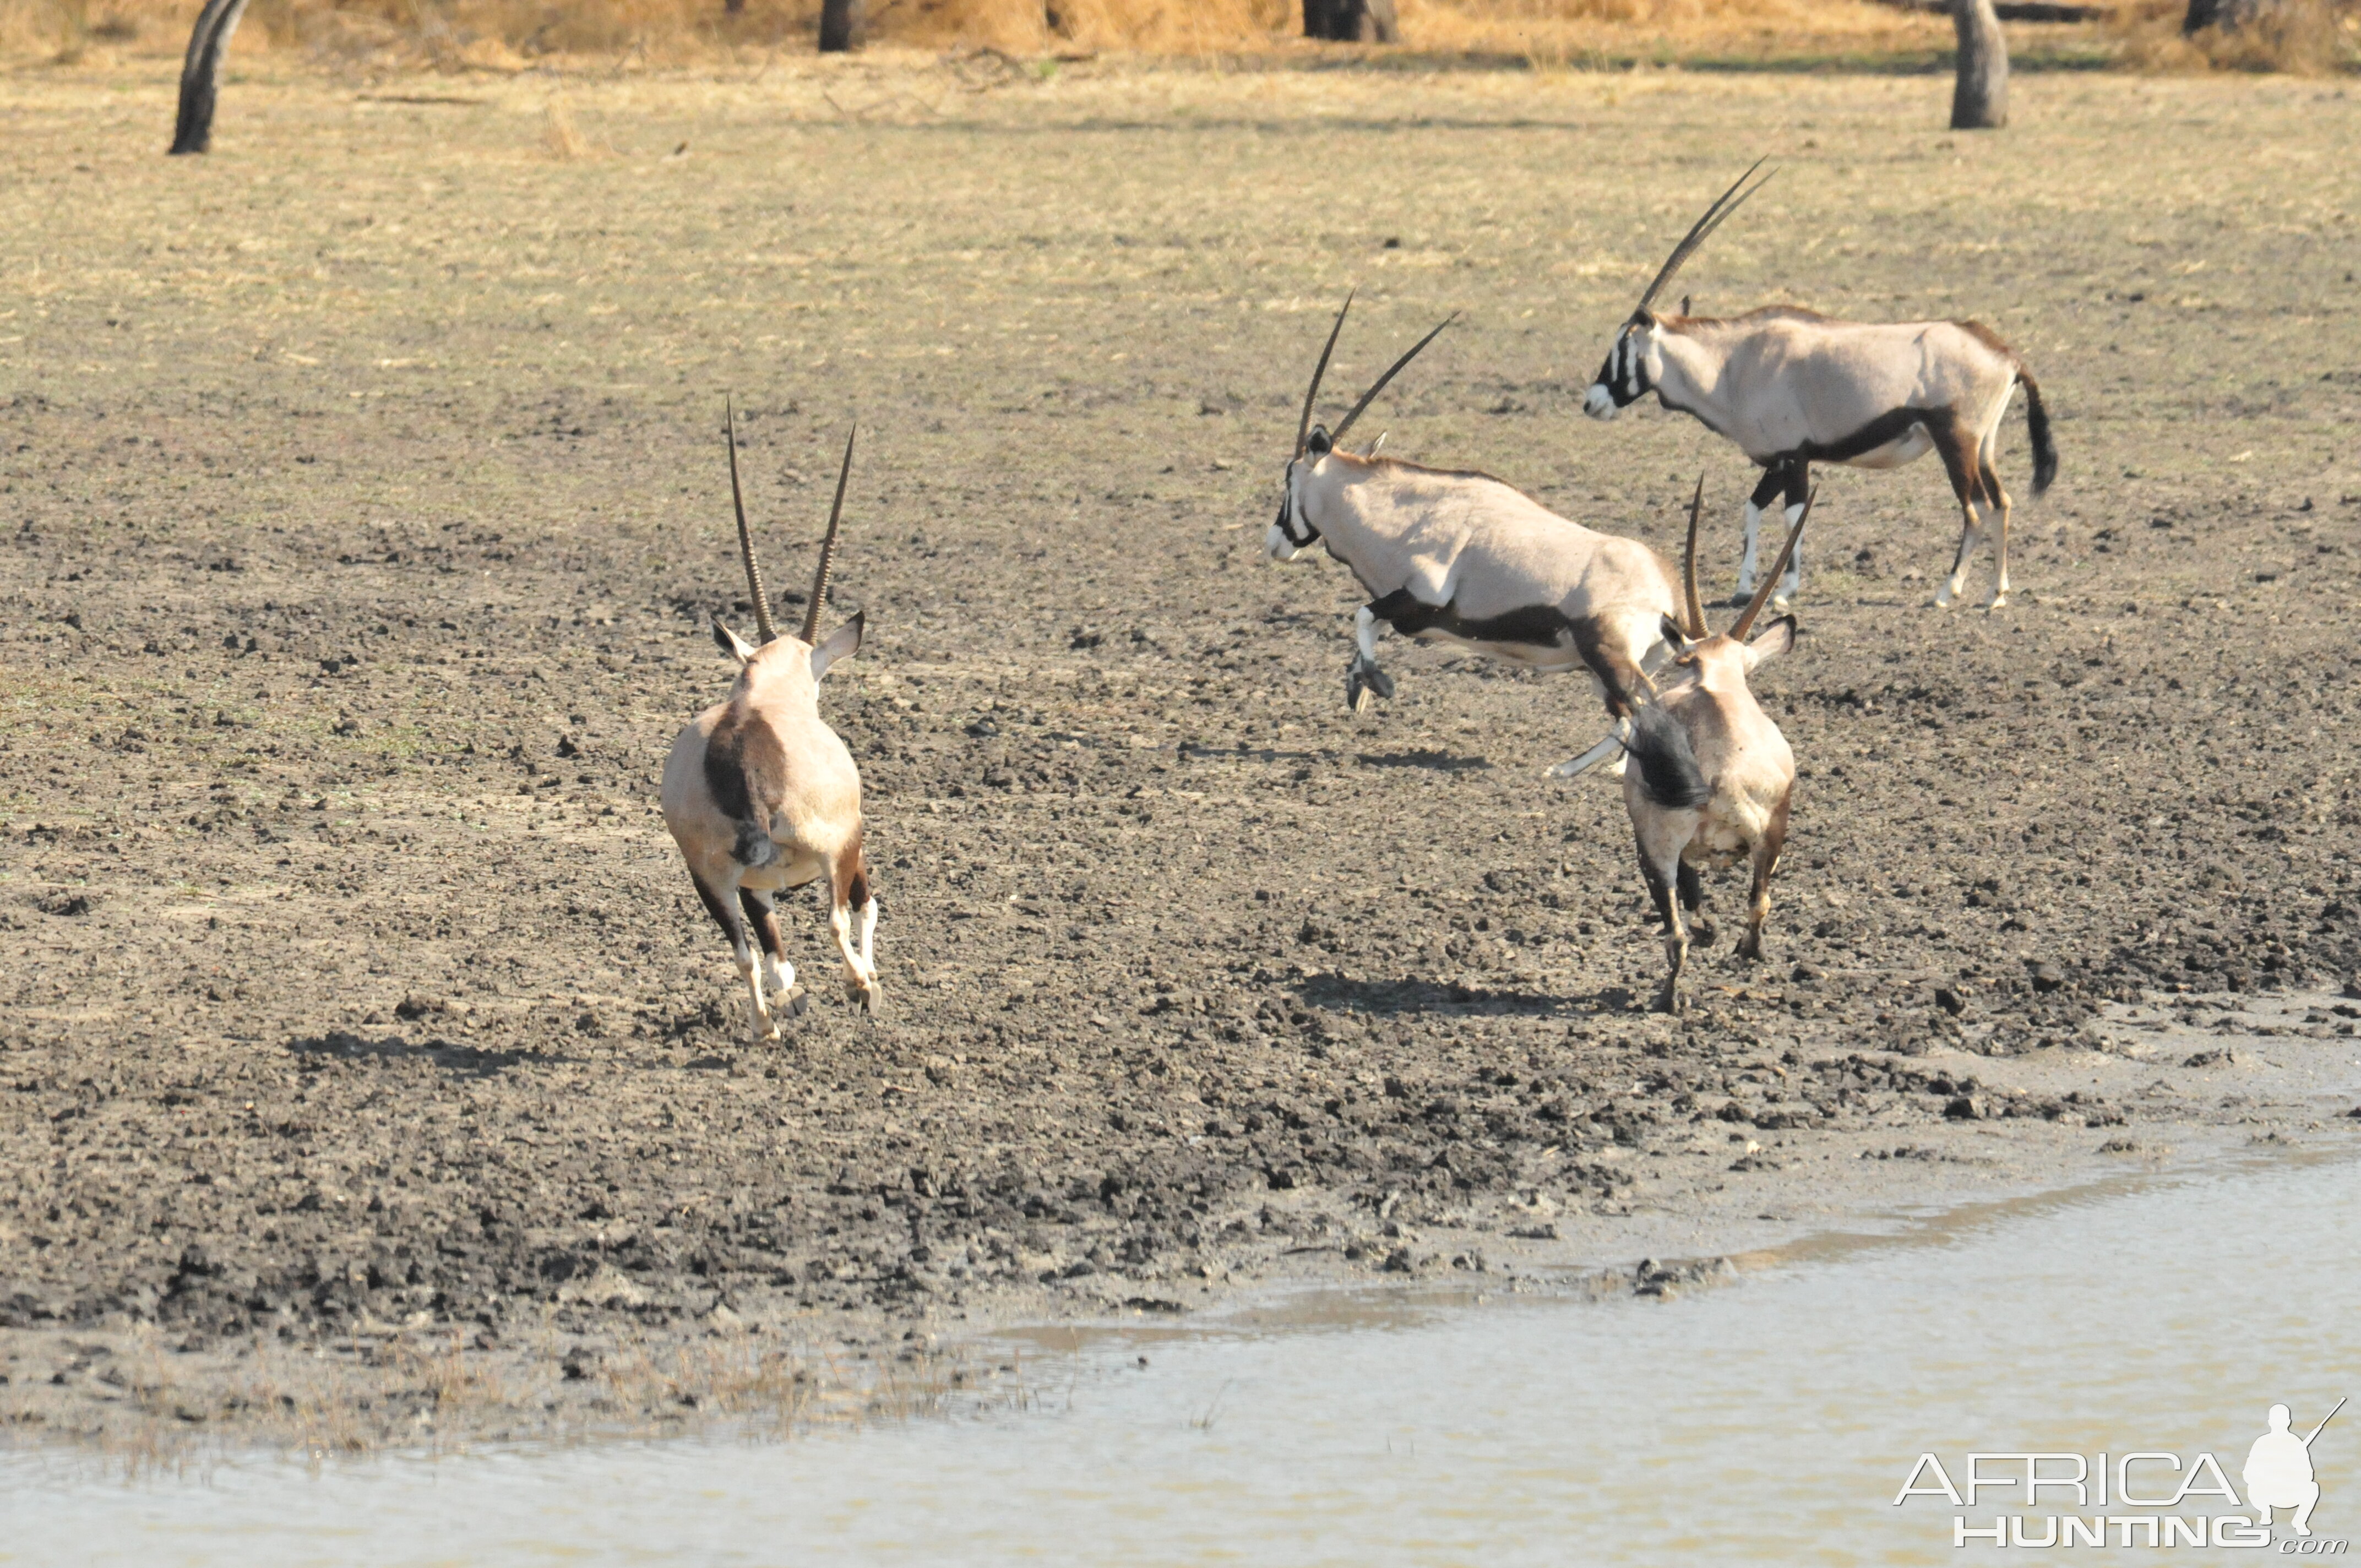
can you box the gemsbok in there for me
[1583,162,2055,611]
[661,405,879,1040]
[1558,478,1807,1014]
[1266,295,1711,808]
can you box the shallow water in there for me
[7,1148,2359,1566]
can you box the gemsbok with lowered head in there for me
[1267,294,1712,809]
[1557,478,1808,1014]
[661,404,879,1041]
[1584,161,2055,611]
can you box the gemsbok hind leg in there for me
[1677,859,1717,946]
[1932,421,1985,610]
[827,842,881,1014]
[1637,824,1694,1014]
[738,887,807,1021]
[693,872,779,1044]
[1977,450,2013,609]
[1738,800,1789,962]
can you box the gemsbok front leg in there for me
[1734,460,1808,606]
[1347,602,1397,714]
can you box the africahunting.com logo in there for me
[1895,1398,2345,1551]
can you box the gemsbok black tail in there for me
[1623,703,1710,812]
[2018,366,2057,496]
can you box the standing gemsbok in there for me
[1583,161,2056,610]
[1267,295,1711,809]
[661,404,879,1039]
[1558,478,1808,1014]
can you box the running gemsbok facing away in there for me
[1583,162,2055,611]
[661,405,880,1040]
[1559,479,1807,1014]
[1265,295,1712,808]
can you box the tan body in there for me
[663,618,877,1041]
[1590,308,2053,612]
[1583,164,2053,612]
[1627,622,1795,1013]
[1560,479,1809,1013]
[662,411,877,1046]
[1271,442,1683,721]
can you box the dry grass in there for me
[543,92,595,155]
[2109,0,2359,72]
[0,0,2097,70]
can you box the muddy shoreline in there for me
[4,65,2361,1452]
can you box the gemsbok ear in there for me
[810,609,864,680]
[1658,613,1693,656]
[1742,616,1797,667]
[712,617,758,664]
[1305,426,1332,458]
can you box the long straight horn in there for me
[1729,484,1813,643]
[801,424,855,645]
[1634,157,1773,318]
[1296,291,1353,459]
[1330,312,1459,447]
[725,395,777,644]
[1680,474,1707,640]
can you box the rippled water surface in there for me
[7,1150,2358,1566]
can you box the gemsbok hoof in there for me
[1346,657,1394,713]
[780,986,811,1020]
[1689,914,1718,947]
[1651,985,1685,1015]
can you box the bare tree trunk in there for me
[169,0,253,156]
[818,0,862,51]
[1949,0,2009,131]
[2183,0,2270,30]
[1303,0,1399,43]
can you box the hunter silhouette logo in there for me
[2249,1398,2343,1539]
[1894,1395,2347,1550]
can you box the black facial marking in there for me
[1593,323,1654,407]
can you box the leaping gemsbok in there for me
[1582,161,2056,611]
[661,403,879,1041]
[1267,294,1710,810]
[1556,478,1809,1014]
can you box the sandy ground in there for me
[3,57,2360,1453]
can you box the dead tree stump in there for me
[169,0,253,156]
[1304,0,1399,43]
[1949,0,2009,130]
[819,0,863,51]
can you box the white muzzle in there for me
[1582,384,1619,421]
[1265,522,1307,562]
